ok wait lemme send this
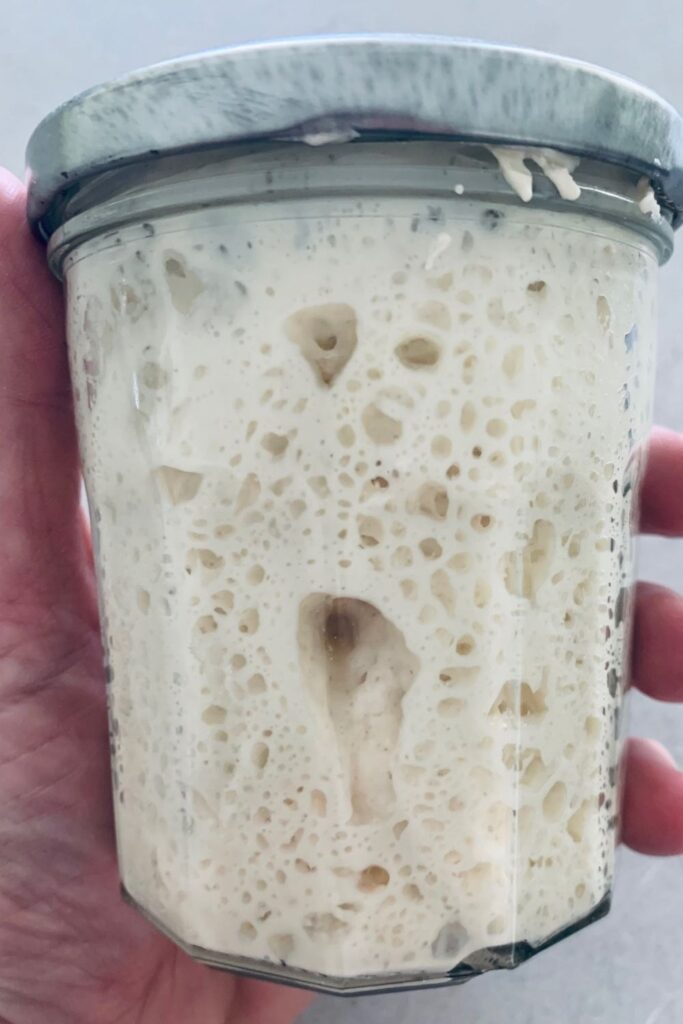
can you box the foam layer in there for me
[66,187,656,979]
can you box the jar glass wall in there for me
[60,141,659,992]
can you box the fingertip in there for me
[640,427,683,536]
[649,424,681,444]
[632,581,683,702]
[639,738,678,769]
[0,167,25,207]
[622,737,683,855]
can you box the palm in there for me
[1,599,310,1024]
[1,167,682,1024]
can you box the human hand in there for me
[0,164,682,1024]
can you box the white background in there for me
[3,2,683,1021]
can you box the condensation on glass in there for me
[26,38,683,995]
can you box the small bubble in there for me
[438,698,465,717]
[267,933,294,959]
[358,865,390,892]
[261,433,289,457]
[625,324,638,351]
[202,704,227,724]
[414,483,449,519]
[460,402,476,432]
[456,635,475,656]
[448,552,471,572]
[252,742,270,769]
[419,538,442,560]
[486,418,507,438]
[395,336,441,369]
[430,569,456,614]
[307,475,330,497]
[213,590,234,614]
[502,346,524,379]
[362,403,402,444]
[432,921,468,958]
[358,515,384,547]
[164,252,204,313]
[311,790,328,817]
[285,304,358,387]
[337,425,356,448]
[239,608,260,635]
[247,674,266,694]
[235,473,261,513]
[196,615,218,634]
[431,435,452,458]
[543,782,567,821]
[155,465,203,505]
[140,362,167,389]
[597,295,612,331]
[481,208,503,231]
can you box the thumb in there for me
[0,169,91,613]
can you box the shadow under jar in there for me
[26,36,683,995]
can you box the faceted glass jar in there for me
[55,141,666,994]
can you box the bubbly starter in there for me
[66,177,656,979]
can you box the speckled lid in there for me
[26,34,683,239]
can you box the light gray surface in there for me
[3,2,683,1022]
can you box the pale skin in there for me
[1,166,683,1023]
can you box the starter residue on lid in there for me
[636,176,663,223]
[488,146,582,203]
[300,128,361,146]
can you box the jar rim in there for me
[26,35,683,242]
[46,140,674,278]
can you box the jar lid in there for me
[26,34,683,239]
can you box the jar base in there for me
[120,885,612,996]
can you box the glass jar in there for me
[27,37,683,995]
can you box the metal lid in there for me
[27,34,683,238]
